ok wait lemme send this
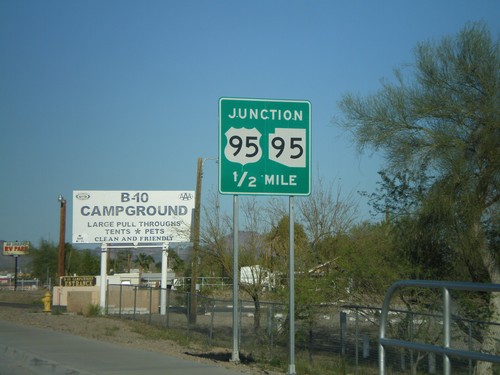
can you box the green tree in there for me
[29,241,100,284]
[29,240,58,286]
[339,222,403,299]
[165,249,184,274]
[73,249,100,276]
[266,215,308,276]
[338,23,499,373]
[111,249,132,274]
[134,253,155,273]
[361,169,430,221]
[63,243,76,276]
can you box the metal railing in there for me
[379,280,500,375]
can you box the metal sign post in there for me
[230,195,240,363]
[288,196,296,375]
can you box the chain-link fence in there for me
[104,285,499,374]
[0,278,40,291]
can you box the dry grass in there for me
[0,289,46,304]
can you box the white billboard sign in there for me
[72,190,195,244]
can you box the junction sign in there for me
[219,97,311,196]
[72,190,195,244]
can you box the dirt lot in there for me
[0,290,281,375]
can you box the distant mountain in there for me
[97,242,193,262]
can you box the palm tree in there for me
[134,253,155,273]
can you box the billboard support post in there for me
[160,242,169,315]
[99,243,107,313]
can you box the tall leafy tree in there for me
[111,249,132,273]
[76,249,100,275]
[338,23,499,373]
[29,240,58,286]
[134,253,155,273]
[266,215,308,275]
[165,249,184,274]
[339,221,403,299]
[29,241,100,284]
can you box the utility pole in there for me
[189,157,203,324]
[57,195,66,285]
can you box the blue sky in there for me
[1,1,499,246]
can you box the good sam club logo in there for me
[179,192,193,201]
[76,192,91,200]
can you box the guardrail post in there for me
[340,311,347,356]
[355,307,359,373]
[443,287,451,375]
[468,321,473,375]
[409,311,414,373]
[363,334,370,359]
[429,352,436,374]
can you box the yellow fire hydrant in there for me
[42,292,51,313]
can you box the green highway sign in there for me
[219,97,311,196]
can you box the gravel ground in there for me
[0,294,282,375]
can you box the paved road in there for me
[0,320,249,375]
